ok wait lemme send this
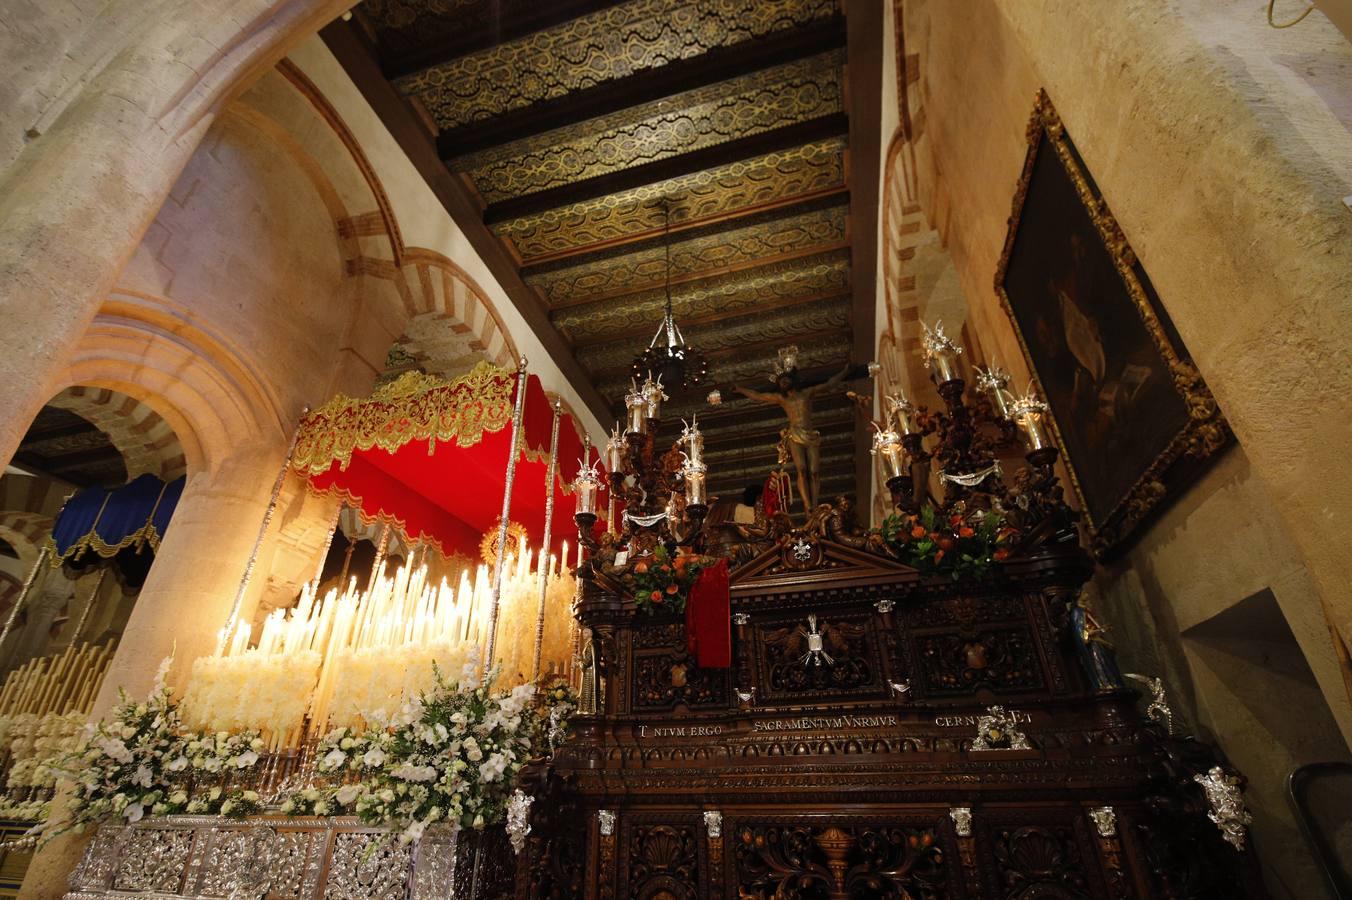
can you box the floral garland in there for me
[626,546,707,615]
[282,657,547,845]
[54,660,266,836]
[0,711,86,821]
[879,504,1016,580]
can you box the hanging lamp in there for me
[631,199,708,391]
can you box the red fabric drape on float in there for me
[294,363,601,560]
[686,558,731,668]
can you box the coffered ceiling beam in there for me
[479,114,849,225]
[434,20,846,158]
[569,289,851,353]
[372,0,633,81]
[321,18,613,428]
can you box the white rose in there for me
[312,801,330,816]
[362,747,386,768]
[335,784,361,806]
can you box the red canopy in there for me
[293,363,600,559]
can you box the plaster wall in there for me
[898,1,1352,895]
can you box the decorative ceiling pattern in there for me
[397,0,837,129]
[450,50,844,202]
[12,407,127,488]
[523,199,847,305]
[494,138,846,261]
[350,0,871,507]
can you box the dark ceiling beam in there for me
[588,326,852,385]
[320,18,612,429]
[479,113,849,225]
[515,183,848,268]
[570,290,852,351]
[546,239,850,313]
[374,0,633,80]
[435,21,846,158]
[23,420,99,442]
[845,0,884,509]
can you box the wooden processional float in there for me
[507,340,1266,899]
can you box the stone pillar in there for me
[18,445,286,899]
[0,0,355,471]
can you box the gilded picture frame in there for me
[994,90,1230,559]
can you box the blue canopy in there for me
[50,474,185,564]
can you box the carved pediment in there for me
[730,537,917,596]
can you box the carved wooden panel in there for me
[729,814,953,899]
[630,623,733,712]
[619,813,706,899]
[976,810,1105,900]
[913,624,1045,696]
[754,609,888,703]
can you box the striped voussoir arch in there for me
[47,386,187,480]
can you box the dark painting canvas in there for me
[996,92,1229,556]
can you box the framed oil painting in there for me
[995,90,1230,558]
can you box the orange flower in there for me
[937,537,955,552]
[660,564,672,573]
[650,590,663,602]
[993,548,1011,561]
[934,549,945,562]
[665,583,679,595]
[910,525,927,539]
[634,562,649,574]
[958,526,975,539]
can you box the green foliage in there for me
[626,545,708,615]
[879,505,1016,581]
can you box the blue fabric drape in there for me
[51,474,186,563]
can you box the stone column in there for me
[0,0,355,470]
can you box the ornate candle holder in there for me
[877,321,1079,551]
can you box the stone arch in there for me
[46,387,186,481]
[56,291,286,477]
[0,514,52,569]
[878,129,970,404]
[395,249,519,372]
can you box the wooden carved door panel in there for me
[727,813,957,899]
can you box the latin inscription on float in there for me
[753,715,899,732]
[634,712,1032,738]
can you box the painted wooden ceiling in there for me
[337,0,879,505]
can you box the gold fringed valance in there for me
[291,361,516,476]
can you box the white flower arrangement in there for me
[281,660,545,845]
[53,659,266,835]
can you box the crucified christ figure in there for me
[732,362,851,512]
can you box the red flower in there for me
[660,564,672,573]
[937,537,955,552]
[910,525,927,539]
[650,590,664,603]
[958,526,975,539]
[665,584,679,595]
[934,549,945,562]
[993,548,1011,561]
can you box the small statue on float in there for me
[723,345,858,513]
[1071,592,1125,692]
